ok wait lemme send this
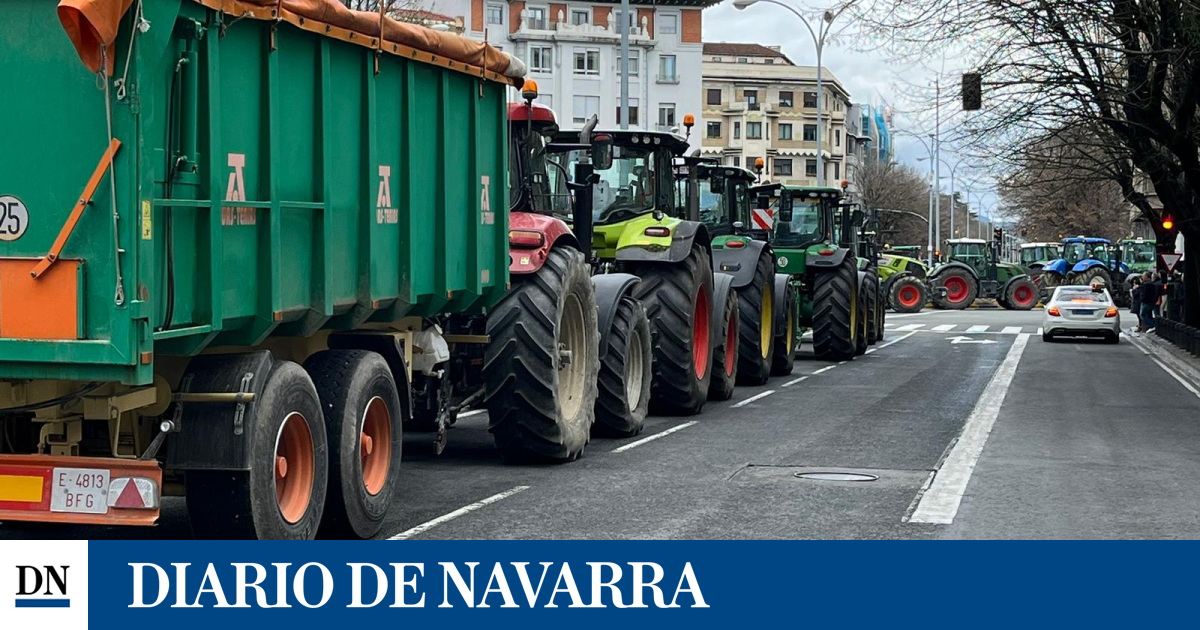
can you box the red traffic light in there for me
[1163,216,1174,230]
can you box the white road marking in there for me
[783,376,809,387]
[965,325,990,333]
[1127,335,1200,400]
[1036,327,1044,335]
[1149,356,1200,399]
[1001,326,1022,335]
[611,421,699,452]
[812,365,837,375]
[887,311,945,319]
[932,324,956,332]
[896,323,926,331]
[907,333,1031,524]
[458,409,485,418]
[732,390,777,408]
[389,485,529,540]
[949,336,996,345]
[877,331,918,349]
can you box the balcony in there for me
[511,12,653,44]
[656,73,679,84]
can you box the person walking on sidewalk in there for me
[1130,275,1143,332]
[1140,271,1160,332]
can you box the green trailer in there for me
[0,0,520,538]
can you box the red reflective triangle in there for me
[114,480,144,508]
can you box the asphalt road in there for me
[8,304,1200,540]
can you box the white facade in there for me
[439,0,716,152]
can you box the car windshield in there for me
[696,177,728,228]
[1021,246,1054,265]
[951,243,986,260]
[1123,242,1156,263]
[1054,288,1109,304]
[771,195,823,247]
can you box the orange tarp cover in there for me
[57,0,521,78]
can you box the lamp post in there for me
[733,0,856,187]
[918,156,965,242]
[893,128,935,265]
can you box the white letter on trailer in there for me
[230,564,271,608]
[390,563,425,608]
[478,564,518,608]
[668,563,708,608]
[129,563,169,608]
[170,564,200,608]
[628,562,668,608]
[544,564,587,608]
[192,563,232,608]
[439,562,479,608]
[271,564,293,607]
[348,563,388,608]
[293,563,333,608]
[587,562,625,608]
[511,562,554,607]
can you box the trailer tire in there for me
[889,276,927,313]
[1004,278,1039,311]
[770,282,796,376]
[304,350,402,539]
[709,276,740,400]
[811,259,859,361]
[485,247,599,462]
[736,252,775,386]
[187,360,328,540]
[634,244,715,416]
[593,297,652,437]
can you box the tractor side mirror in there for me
[590,134,614,171]
[778,194,794,223]
[851,209,865,228]
[710,176,725,194]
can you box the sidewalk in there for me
[1126,328,1200,394]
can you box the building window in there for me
[779,91,794,107]
[737,57,748,64]
[734,121,741,139]
[748,157,760,171]
[803,124,817,141]
[539,94,553,109]
[573,95,599,124]
[803,91,818,108]
[779,123,793,140]
[529,45,552,73]
[835,129,841,146]
[806,159,818,177]
[833,162,840,179]
[526,6,547,29]
[706,121,722,138]
[658,55,677,81]
[707,89,722,105]
[729,156,740,167]
[660,14,678,34]
[574,48,599,75]
[570,9,589,25]
[747,121,762,139]
[658,103,676,127]
[615,98,640,125]
[486,3,503,24]
[774,159,793,176]
[621,49,640,76]
[743,89,758,106]
[765,58,775,64]
[712,56,722,62]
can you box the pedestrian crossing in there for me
[882,322,1043,335]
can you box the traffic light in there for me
[993,226,1003,242]
[962,73,982,110]
[1162,215,1174,231]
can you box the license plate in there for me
[1071,309,1095,315]
[49,468,109,514]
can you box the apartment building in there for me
[700,43,852,186]
[440,0,719,151]
[844,102,893,197]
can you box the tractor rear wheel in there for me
[736,253,775,385]
[889,276,927,313]
[1075,266,1112,289]
[593,296,652,437]
[485,247,599,462]
[811,259,859,361]
[770,282,796,376]
[709,277,740,400]
[634,244,715,416]
[933,269,978,310]
[1004,278,1039,311]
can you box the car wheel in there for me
[1042,332,1053,342]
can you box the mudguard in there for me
[806,247,850,270]
[712,273,737,342]
[1043,259,1070,275]
[1070,259,1107,274]
[880,270,913,298]
[508,212,581,275]
[712,240,771,288]
[616,221,711,264]
[168,351,277,470]
[930,261,979,282]
[998,273,1033,297]
[592,273,642,358]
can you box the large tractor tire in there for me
[1039,270,1065,303]
[484,247,599,462]
[932,268,978,310]
[863,267,881,344]
[770,279,796,376]
[811,259,859,361]
[187,359,329,540]
[593,296,652,437]
[889,276,927,313]
[709,274,740,400]
[304,350,403,539]
[1003,278,1039,311]
[736,252,775,386]
[854,281,869,356]
[634,244,715,416]
[1074,266,1112,289]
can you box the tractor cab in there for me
[676,158,760,238]
[1120,238,1156,273]
[946,238,991,277]
[1019,242,1061,271]
[1062,238,1114,265]
[751,184,855,258]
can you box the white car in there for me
[1042,285,1121,343]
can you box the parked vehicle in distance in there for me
[879,251,932,313]
[1040,237,1131,306]
[1020,242,1062,276]
[1042,286,1121,344]
[928,234,1040,310]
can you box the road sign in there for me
[1161,252,1183,274]
[752,207,774,230]
[948,336,996,345]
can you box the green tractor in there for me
[928,234,1040,310]
[1120,237,1157,275]
[682,159,794,383]
[751,184,878,361]
[554,128,719,416]
[879,249,933,313]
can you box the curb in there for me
[1128,332,1200,391]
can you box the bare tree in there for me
[856,159,930,247]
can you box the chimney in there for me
[767,45,781,52]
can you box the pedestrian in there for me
[1129,275,1143,332]
[1140,271,1160,332]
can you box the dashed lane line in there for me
[611,421,699,453]
[783,375,809,387]
[932,324,956,332]
[458,409,485,419]
[896,323,925,331]
[732,390,777,408]
[965,325,990,333]
[389,485,530,540]
[1001,326,1022,335]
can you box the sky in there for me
[702,0,1001,225]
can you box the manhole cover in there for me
[794,472,879,482]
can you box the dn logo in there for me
[15,565,70,608]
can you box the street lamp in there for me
[917,156,966,241]
[892,128,936,265]
[733,0,855,188]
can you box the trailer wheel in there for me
[811,259,859,361]
[593,296,652,437]
[634,244,715,416]
[933,269,978,309]
[485,247,599,462]
[709,277,740,401]
[889,276,927,313]
[736,252,775,386]
[187,360,328,540]
[1004,278,1039,311]
[304,350,402,539]
[770,282,796,376]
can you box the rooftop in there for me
[703,42,794,64]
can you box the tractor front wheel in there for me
[709,276,740,400]
[1004,278,1039,311]
[593,297,652,437]
[811,259,859,361]
[770,281,796,376]
[736,253,775,385]
[889,276,927,313]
